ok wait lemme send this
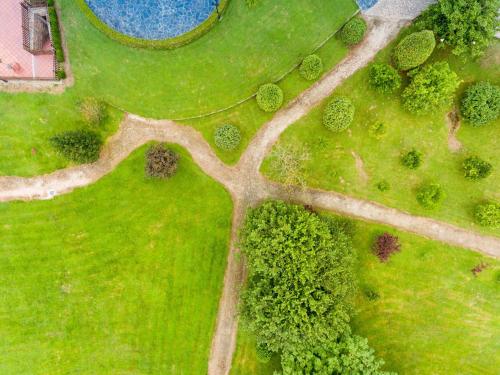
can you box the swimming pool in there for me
[356,0,378,10]
[84,0,217,40]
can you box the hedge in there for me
[214,124,241,150]
[75,0,229,49]
[256,83,284,112]
[299,54,323,81]
[323,97,355,132]
[460,81,500,127]
[393,30,436,71]
[340,17,367,46]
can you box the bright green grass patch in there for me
[262,38,500,235]
[231,330,281,375]
[0,146,232,374]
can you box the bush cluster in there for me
[401,149,423,169]
[393,30,436,71]
[80,98,107,127]
[368,63,401,93]
[340,17,367,46]
[460,81,500,127]
[323,97,355,132]
[416,183,445,209]
[50,130,103,164]
[256,83,283,112]
[299,54,323,81]
[145,144,179,179]
[214,124,241,151]
[463,156,492,180]
[474,202,500,228]
[373,233,401,262]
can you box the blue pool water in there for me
[356,0,378,10]
[85,0,217,40]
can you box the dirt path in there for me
[1,15,499,375]
[446,109,462,152]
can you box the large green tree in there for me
[239,201,355,353]
[418,0,499,58]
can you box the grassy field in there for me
[0,0,357,176]
[231,218,500,374]
[0,146,232,374]
[262,37,500,235]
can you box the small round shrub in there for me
[393,30,436,71]
[145,144,179,179]
[368,122,387,139]
[376,180,391,192]
[474,202,500,228]
[255,342,273,363]
[368,63,401,93]
[323,97,355,132]
[299,54,323,81]
[340,17,367,46]
[256,83,283,112]
[463,156,492,180]
[214,124,241,151]
[416,183,445,209]
[460,81,500,127]
[49,129,103,164]
[401,149,423,169]
[79,97,107,127]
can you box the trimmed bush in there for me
[299,54,323,81]
[401,149,423,169]
[460,82,500,127]
[80,97,107,127]
[368,63,401,93]
[255,342,272,363]
[463,156,492,180]
[214,124,241,151]
[373,233,401,262]
[474,202,500,228]
[393,30,436,71]
[340,17,367,46]
[50,130,103,164]
[323,97,355,132]
[145,144,179,179]
[416,183,446,209]
[256,83,283,112]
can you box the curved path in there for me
[0,16,498,375]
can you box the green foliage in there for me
[245,0,260,7]
[401,149,423,169]
[402,62,461,114]
[417,0,499,58]
[49,129,102,164]
[376,180,391,192]
[369,122,387,139]
[299,54,323,81]
[279,335,394,375]
[214,124,241,151]
[463,156,492,180]
[393,30,436,71]
[255,342,273,363]
[474,202,500,228]
[240,201,355,353]
[416,183,446,209]
[256,83,284,112]
[48,6,64,63]
[340,17,367,46]
[460,81,500,126]
[368,63,402,93]
[79,97,107,127]
[145,143,179,179]
[323,97,355,132]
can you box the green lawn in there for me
[0,146,232,374]
[262,37,500,235]
[0,0,357,176]
[231,218,500,375]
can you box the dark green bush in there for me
[393,30,436,71]
[401,149,423,169]
[474,202,500,228]
[50,129,103,164]
[340,17,367,46]
[368,63,401,93]
[255,342,273,363]
[56,68,66,80]
[299,54,323,81]
[323,97,355,132]
[145,144,179,179]
[79,97,107,127]
[460,82,500,127]
[214,124,241,151]
[376,180,391,192]
[463,156,492,180]
[416,183,446,209]
[256,83,283,112]
[48,7,64,63]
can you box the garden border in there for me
[75,0,230,50]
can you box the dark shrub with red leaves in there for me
[373,233,401,262]
[145,144,179,179]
